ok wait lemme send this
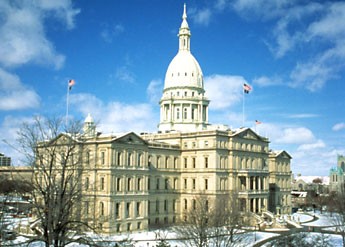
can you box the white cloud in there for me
[253,75,283,86]
[0,68,40,110]
[297,139,325,151]
[70,93,157,134]
[101,24,124,43]
[115,66,135,84]
[192,8,212,26]
[0,0,79,69]
[146,79,163,104]
[278,127,315,144]
[205,74,247,110]
[333,122,345,131]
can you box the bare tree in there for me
[327,182,345,247]
[0,174,33,243]
[16,116,96,247]
[175,192,247,247]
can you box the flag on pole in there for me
[68,79,75,90]
[243,83,252,94]
[255,120,262,124]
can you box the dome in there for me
[84,113,94,124]
[164,50,203,90]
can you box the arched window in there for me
[184,108,187,119]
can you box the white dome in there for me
[164,50,203,89]
[84,113,94,123]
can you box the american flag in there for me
[243,83,252,93]
[68,79,75,90]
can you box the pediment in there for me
[114,132,147,145]
[233,128,265,141]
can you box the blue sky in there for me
[1,0,345,176]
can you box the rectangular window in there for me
[126,202,130,218]
[205,179,208,190]
[115,203,120,218]
[156,178,160,190]
[85,177,89,191]
[165,178,169,190]
[184,179,187,189]
[101,151,105,165]
[136,202,141,216]
[205,157,208,168]
[100,177,105,190]
[164,200,168,211]
[192,157,196,168]
[192,179,196,190]
[184,158,187,168]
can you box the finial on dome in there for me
[181,3,189,29]
[183,3,187,20]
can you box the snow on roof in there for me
[294,175,329,185]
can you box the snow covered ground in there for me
[2,211,344,246]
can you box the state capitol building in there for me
[67,5,292,234]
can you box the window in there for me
[136,202,141,216]
[156,178,160,190]
[192,157,196,168]
[128,153,132,166]
[137,178,142,191]
[156,200,159,213]
[85,201,89,215]
[174,158,178,168]
[126,202,130,218]
[184,108,187,119]
[165,178,169,190]
[100,177,105,190]
[184,179,187,189]
[205,157,208,168]
[192,179,196,190]
[117,152,122,166]
[165,157,169,168]
[184,157,187,168]
[148,178,151,190]
[193,199,196,210]
[184,199,187,210]
[164,200,168,211]
[116,178,121,191]
[115,203,120,218]
[100,202,104,216]
[205,179,208,190]
[173,200,176,212]
[86,151,90,165]
[174,178,178,190]
[129,178,134,191]
[101,151,105,165]
[85,177,89,190]
[177,108,180,119]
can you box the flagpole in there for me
[66,81,70,126]
[242,86,245,127]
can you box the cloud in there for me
[192,8,212,26]
[101,24,124,43]
[229,1,345,92]
[115,66,135,84]
[253,75,283,86]
[333,122,345,131]
[70,93,157,133]
[146,79,163,104]
[278,127,315,144]
[0,0,80,69]
[0,68,40,110]
[204,74,247,110]
[297,139,325,151]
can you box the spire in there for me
[178,3,191,51]
[181,3,188,29]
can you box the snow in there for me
[2,211,344,246]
